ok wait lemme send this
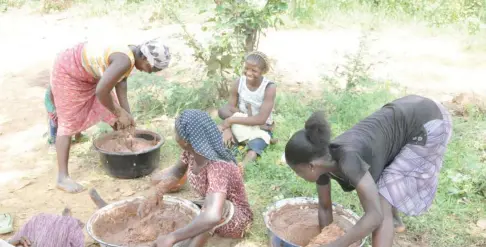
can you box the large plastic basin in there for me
[263,197,367,247]
[86,196,200,247]
[93,130,164,179]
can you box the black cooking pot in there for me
[93,130,164,179]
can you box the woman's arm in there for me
[218,79,240,120]
[154,158,189,195]
[165,192,227,244]
[327,172,383,247]
[317,182,333,229]
[139,158,190,217]
[165,159,188,179]
[115,78,131,114]
[95,53,132,114]
[224,84,276,127]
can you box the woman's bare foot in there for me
[392,207,406,233]
[270,138,278,145]
[394,219,406,233]
[73,133,85,144]
[89,188,108,209]
[57,177,84,193]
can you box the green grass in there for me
[125,72,486,246]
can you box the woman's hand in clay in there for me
[222,129,234,147]
[115,107,136,130]
[10,236,33,247]
[153,235,175,247]
[137,194,160,218]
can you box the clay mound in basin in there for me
[268,203,361,247]
[94,130,162,154]
[87,196,199,247]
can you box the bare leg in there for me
[372,195,394,247]
[187,232,211,247]
[56,135,84,193]
[392,207,406,233]
[241,150,257,167]
[89,188,108,209]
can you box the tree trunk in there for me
[245,29,258,53]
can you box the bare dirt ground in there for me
[1,6,485,247]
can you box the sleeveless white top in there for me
[237,76,274,125]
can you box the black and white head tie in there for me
[140,38,171,70]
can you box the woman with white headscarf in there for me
[50,38,171,193]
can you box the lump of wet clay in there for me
[306,223,360,247]
[98,136,156,153]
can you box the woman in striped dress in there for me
[50,38,171,193]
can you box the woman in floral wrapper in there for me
[139,109,253,247]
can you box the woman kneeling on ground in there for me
[138,109,253,247]
[284,95,452,247]
[51,38,171,193]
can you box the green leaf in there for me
[216,5,224,12]
[207,57,221,72]
[221,54,233,67]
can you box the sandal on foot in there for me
[0,213,13,234]
[191,199,205,209]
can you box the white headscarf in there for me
[140,38,171,70]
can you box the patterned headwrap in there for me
[175,109,237,164]
[140,38,171,70]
